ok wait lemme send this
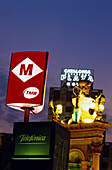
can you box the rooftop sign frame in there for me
[61,68,94,88]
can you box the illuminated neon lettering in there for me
[72,82,75,86]
[73,74,79,81]
[19,134,46,143]
[88,75,93,82]
[81,74,87,80]
[67,73,72,81]
[61,74,66,80]
[67,82,70,86]
[61,69,94,87]
[64,69,67,74]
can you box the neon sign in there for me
[61,68,94,87]
[13,123,51,156]
[19,134,46,143]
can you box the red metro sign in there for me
[6,51,49,114]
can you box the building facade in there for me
[48,87,73,122]
[100,142,112,170]
[48,68,111,170]
[0,133,13,170]
[48,86,111,170]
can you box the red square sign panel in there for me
[6,51,49,114]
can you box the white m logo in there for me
[12,58,43,82]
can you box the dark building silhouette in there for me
[0,133,13,170]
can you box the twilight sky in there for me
[0,0,112,142]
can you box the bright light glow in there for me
[78,97,97,123]
[56,104,63,114]
[72,82,75,86]
[67,82,70,86]
[72,96,98,123]
[7,103,43,114]
[83,119,94,123]
[93,112,97,118]
[99,104,104,112]
[72,98,76,106]
[91,102,95,108]
[72,90,105,123]
[79,97,95,112]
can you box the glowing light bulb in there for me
[56,104,63,114]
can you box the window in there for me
[54,90,60,101]
[66,107,72,112]
[66,91,72,102]
[102,145,109,157]
[102,162,108,169]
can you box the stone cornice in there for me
[62,121,111,133]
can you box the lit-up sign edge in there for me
[41,52,49,105]
[7,103,43,113]
[12,157,52,160]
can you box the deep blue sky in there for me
[0,0,112,141]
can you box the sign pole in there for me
[23,108,31,122]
